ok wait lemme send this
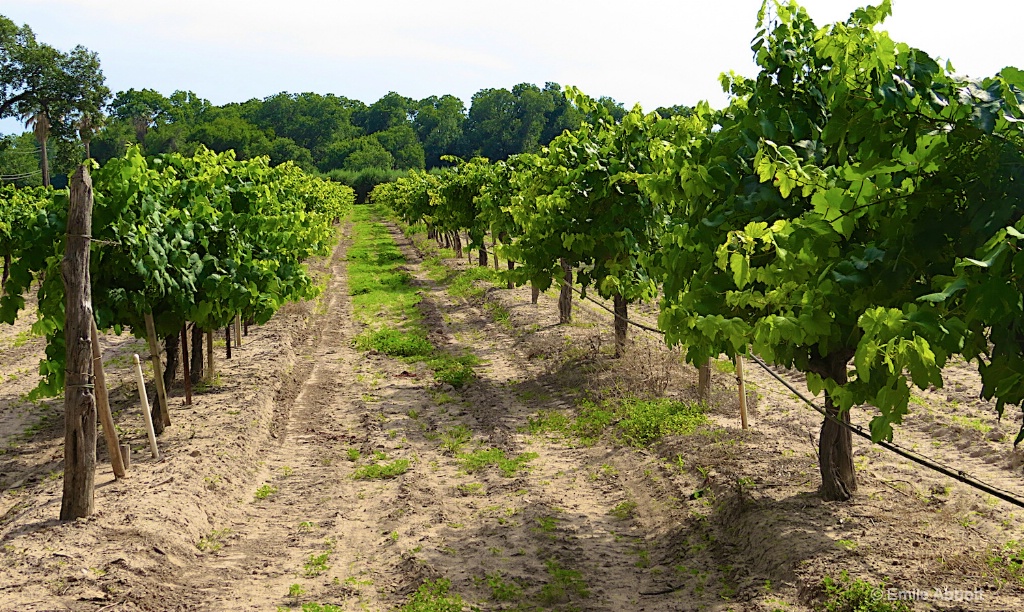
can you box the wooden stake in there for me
[143,312,170,428]
[120,443,131,471]
[736,354,748,430]
[90,318,125,479]
[180,325,192,405]
[133,355,160,459]
[60,165,97,520]
[225,325,232,360]
[234,314,242,347]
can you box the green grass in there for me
[613,397,708,446]
[448,266,501,300]
[527,396,706,447]
[353,459,410,480]
[458,448,538,477]
[609,501,637,520]
[539,559,590,605]
[347,206,478,388]
[818,571,908,612]
[254,484,277,500]
[395,579,470,612]
[439,424,473,455]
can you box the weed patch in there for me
[353,459,410,480]
[396,578,471,612]
[458,448,537,477]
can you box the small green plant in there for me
[353,459,410,480]
[835,539,858,552]
[279,466,294,477]
[346,448,361,462]
[288,582,305,599]
[539,559,590,604]
[196,528,232,552]
[458,448,538,477]
[254,484,277,500]
[818,571,908,612]
[396,578,469,612]
[439,424,473,455]
[486,572,523,602]
[535,516,558,533]
[300,604,342,612]
[298,521,316,533]
[303,552,330,577]
[609,501,637,520]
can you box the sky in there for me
[1,0,1022,135]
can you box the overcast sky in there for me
[1,0,1022,134]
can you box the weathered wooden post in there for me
[61,165,97,520]
[735,355,748,429]
[90,319,125,479]
[144,312,170,431]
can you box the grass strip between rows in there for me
[347,204,477,388]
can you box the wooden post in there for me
[90,318,125,479]
[143,312,170,429]
[735,354,748,430]
[180,325,192,405]
[120,444,131,471]
[698,358,712,402]
[133,355,160,459]
[206,330,215,382]
[225,325,232,360]
[60,165,97,520]
[234,314,242,347]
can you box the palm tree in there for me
[78,112,103,160]
[23,111,51,187]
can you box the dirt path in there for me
[2,210,1023,611]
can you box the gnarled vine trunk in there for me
[613,293,628,357]
[558,259,573,324]
[190,324,204,383]
[814,351,857,501]
[163,333,180,391]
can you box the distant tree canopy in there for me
[1,12,673,194]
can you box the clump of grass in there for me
[425,353,478,388]
[818,571,909,612]
[609,501,637,520]
[355,327,433,357]
[353,459,410,480]
[987,539,1024,586]
[448,266,501,300]
[526,402,614,446]
[439,424,473,454]
[396,578,468,612]
[486,572,523,602]
[458,448,537,477]
[614,397,707,446]
[539,559,590,604]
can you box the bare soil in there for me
[1,214,1022,611]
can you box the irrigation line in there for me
[545,272,1024,508]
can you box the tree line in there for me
[1,13,693,197]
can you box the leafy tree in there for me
[354,92,414,134]
[110,88,171,143]
[375,124,425,170]
[0,15,109,138]
[643,0,1024,500]
[343,137,394,171]
[414,95,466,167]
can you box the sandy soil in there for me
[1,213,1022,611]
